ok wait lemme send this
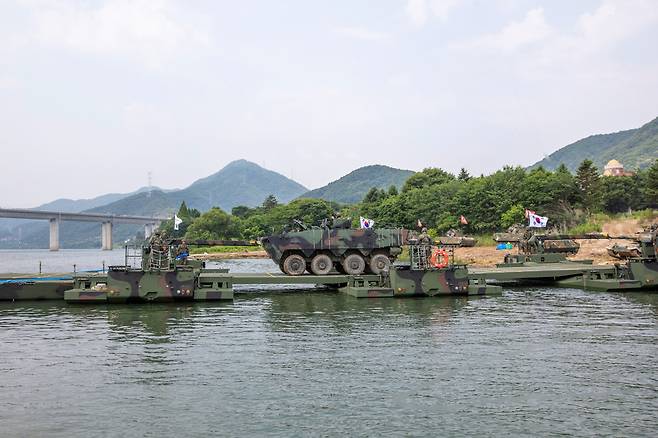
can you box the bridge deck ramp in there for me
[469,263,616,281]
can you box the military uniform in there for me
[418,228,431,245]
[177,241,189,265]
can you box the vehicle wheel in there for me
[282,254,306,276]
[369,253,391,275]
[310,254,333,275]
[342,253,366,275]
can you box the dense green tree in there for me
[600,176,641,213]
[402,168,455,192]
[387,185,399,196]
[645,159,658,208]
[185,208,241,240]
[575,159,602,212]
[262,194,279,210]
[363,187,387,204]
[177,201,190,218]
[458,168,471,181]
[231,205,252,218]
[501,204,525,228]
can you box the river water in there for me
[1,250,657,436]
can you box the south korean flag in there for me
[360,216,375,229]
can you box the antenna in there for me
[147,171,152,198]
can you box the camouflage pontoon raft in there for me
[0,240,501,302]
[2,224,658,303]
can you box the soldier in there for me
[176,240,189,265]
[148,231,166,268]
[418,227,431,245]
[149,230,162,251]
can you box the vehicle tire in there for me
[342,253,366,275]
[369,253,391,275]
[282,254,306,276]
[310,254,333,275]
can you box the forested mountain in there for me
[178,159,307,211]
[530,116,658,172]
[35,186,159,213]
[299,165,414,204]
[1,160,308,248]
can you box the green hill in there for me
[2,160,308,248]
[178,159,307,211]
[300,165,415,204]
[530,116,658,172]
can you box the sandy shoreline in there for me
[189,250,269,260]
[187,219,652,267]
[189,241,626,267]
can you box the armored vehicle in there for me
[261,219,409,276]
[607,243,641,259]
[437,229,476,247]
[494,225,584,262]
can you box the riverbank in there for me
[189,250,268,260]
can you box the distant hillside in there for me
[300,165,415,204]
[0,186,158,232]
[178,159,308,211]
[1,160,308,248]
[530,116,658,172]
[36,186,159,213]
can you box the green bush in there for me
[567,222,603,234]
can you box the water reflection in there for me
[2,287,658,437]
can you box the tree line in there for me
[159,159,658,240]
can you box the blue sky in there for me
[1,0,657,207]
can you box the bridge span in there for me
[0,208,169,251]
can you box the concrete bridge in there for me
[0,208,169,251]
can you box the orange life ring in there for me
[429,247,449,269]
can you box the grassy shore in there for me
[189,245,263,255]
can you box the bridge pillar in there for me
[49,218,60,251]
[144,223,155,239]
[101,221,113,250]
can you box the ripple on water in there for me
[1,284,658,437]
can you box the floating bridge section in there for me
[468,263,615,282]
[0,208,169,251]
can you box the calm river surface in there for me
[1,250,658,436]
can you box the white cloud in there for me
[452,8,552,52]
[406,0,428,27]
[333,27,389,41]
[406,0,462,27]
[429,0,462,20]
[16,0,209,63]
[451,0,658,56]
[575,0,658,52]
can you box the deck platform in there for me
[469,263,616,282]
[224,272,361,285]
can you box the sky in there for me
[1,0,657,208]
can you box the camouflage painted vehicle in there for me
[437,229,476,247]
[64,241,235,303]
[64,266,233,303]
[340,241,501,297]
[494,225,592,263]
[260,220,409,276]
[607,243,641,260]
